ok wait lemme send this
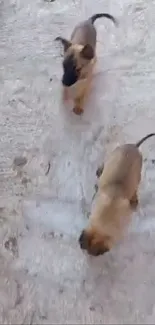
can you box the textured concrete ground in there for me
[0,0,155,323]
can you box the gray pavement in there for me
[0,0,155,323]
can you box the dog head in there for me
[79,194,130,256]
[55,37,94,86]
[79,227,111,256]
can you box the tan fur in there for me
[56,13,117,115]
[79,143,143,256]
[63,45,96,115]
[63,51,96,114]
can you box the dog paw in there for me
[73,107,84,115]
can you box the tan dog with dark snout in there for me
[55,13,117,115]
[79,133,155,256]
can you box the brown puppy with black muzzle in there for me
[55,13,117,115]
[79,133,155,256]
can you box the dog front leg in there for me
[73,95,85,115]
[73,82,89,115]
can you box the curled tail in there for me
[89,13,118,26]
[136,133,155,148]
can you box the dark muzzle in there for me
[62,72,78,87]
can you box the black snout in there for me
[62,72,78,87]
[62,54,79,86]
[79,230,88,250]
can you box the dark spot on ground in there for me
[13,156,27,167]
[87,211,90,218]
[0,207,5,213]
[24,268,29,274]
[33,273,38,277]
[36,201,40,207]
[134,6,144,12]
[21,177,31,185]
[25,224,30,231]
[45,162,51,175]
[11,209,17,215]
[59,287,64,294]
[96,163,104,178]
[89,306,95,311]
[39,315,47,320]
[151,159,155,164]
[4,236,18,255]
[15,281,24,306]
[49,231,55,237]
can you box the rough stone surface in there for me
[0,0,155,323]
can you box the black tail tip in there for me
[114,18,119,27]
[55,37,60,41]
[111,16,119,27]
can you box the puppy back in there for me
[98,144,142,195]
[71,21,96,49]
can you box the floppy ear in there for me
[55,37,71,52]
[80,44,94,60]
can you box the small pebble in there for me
[59,287,64,294]
[21,177,30,185]
[4,236,18,254]
[49,231,55,237]
[39,315,47,320]
[25,224,30,231]
[13,156,27,167]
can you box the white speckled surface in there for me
[0,0,155,323]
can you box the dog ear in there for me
[80,44,94,60]
[55,37,71,52]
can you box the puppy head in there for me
[79,195,130,256]
[55,37,94,86]
[79,228,111,256]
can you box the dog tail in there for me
[136,133,155,148]
[89,13,118,26]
